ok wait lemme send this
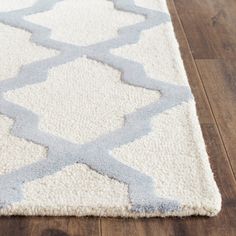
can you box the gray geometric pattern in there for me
[0,0,193,213]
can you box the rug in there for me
[0,0,221,217]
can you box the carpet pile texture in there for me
[0,0,221,217]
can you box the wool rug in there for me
[0,0,221,217]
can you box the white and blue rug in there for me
[0,0,221,217]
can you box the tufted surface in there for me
[0,0,221,217]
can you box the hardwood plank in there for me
[101,124,236,236]
[196,59,236,176]
[201,124,236,206]
[0,216,100,236]
[167,0,213,123]
[166,0,236,198]
[101,0,236,235]
[174,0,236,59]
[101,218,174,236]
[169,0,236,209]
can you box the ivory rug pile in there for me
[0,0,221,217]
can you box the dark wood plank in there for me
[101,0,236,235]
[167,0,213,124]
[101,218,174,236]
[0,216,100,236]
[101,123,236,236]
[196,59,236,176]
[174,0,236,59]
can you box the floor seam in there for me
[171,0,236,182]
[99,218,103,236]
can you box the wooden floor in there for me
[1,0,236,235]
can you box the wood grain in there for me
[174,0,236,59]
[0,217,100,236]
[101,107,236,236]
[101,0,236,234]
[196,59,236,176]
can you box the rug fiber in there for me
[0,0,221,217]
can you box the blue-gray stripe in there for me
[0,0,192,214]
